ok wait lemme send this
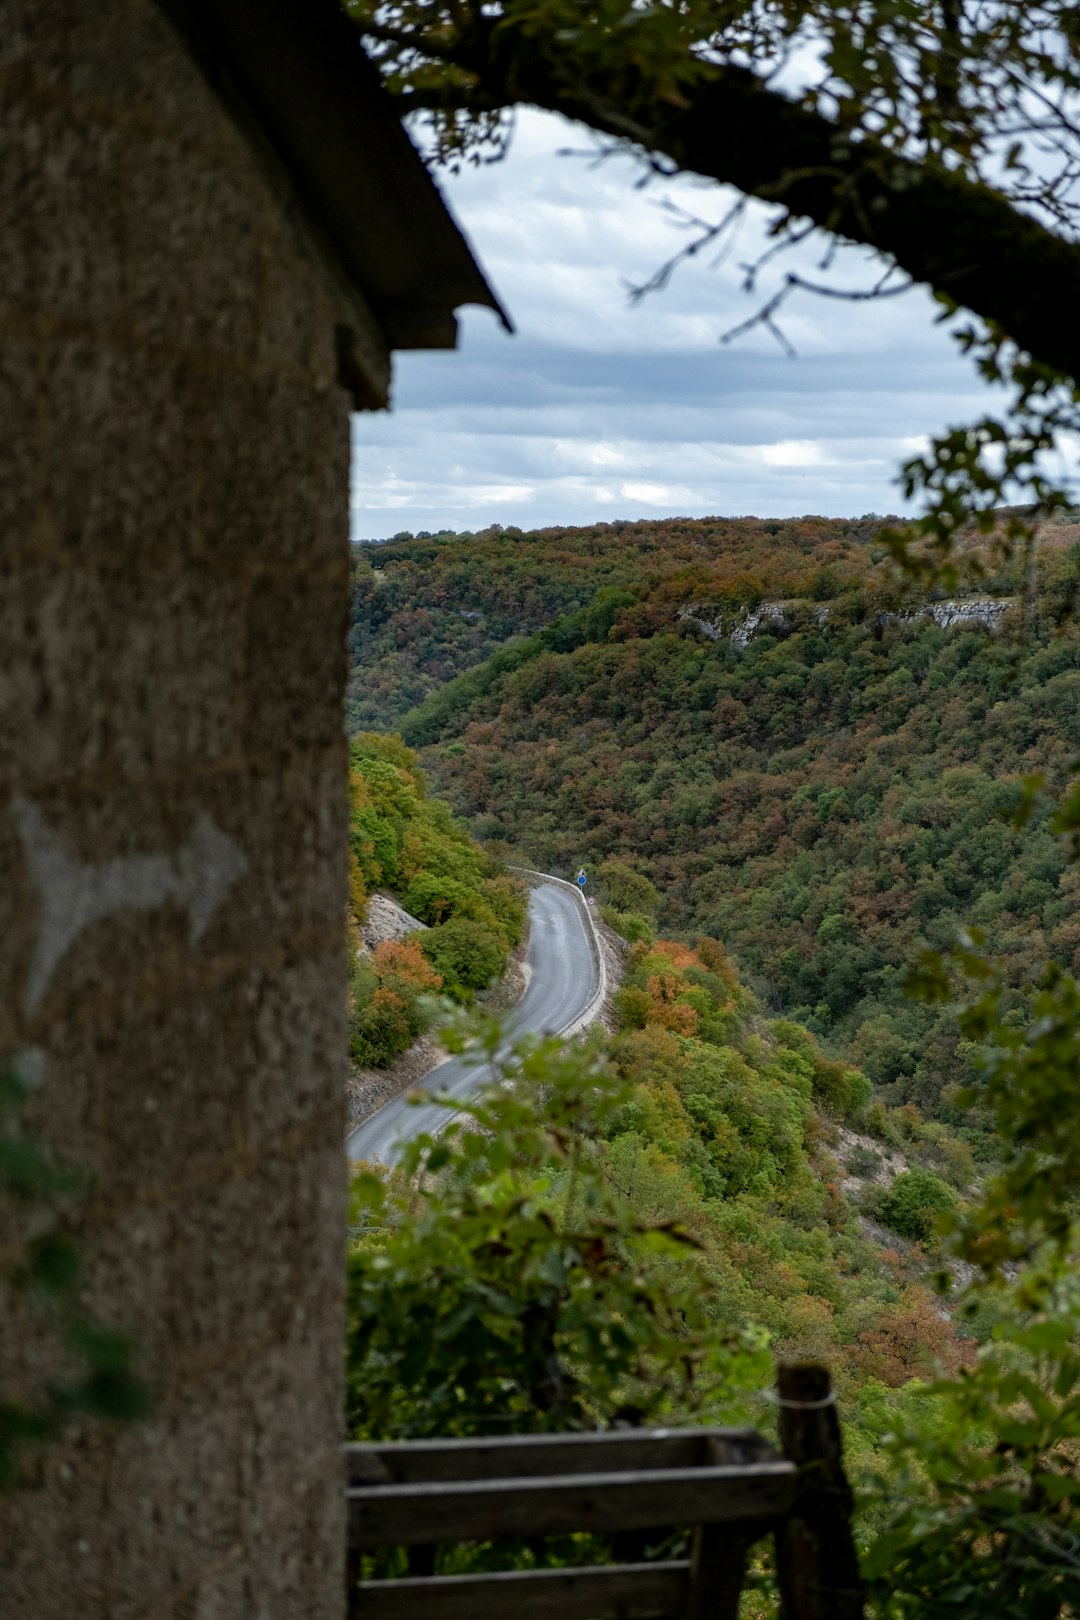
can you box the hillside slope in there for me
[347,512,902,731]
[346,733,527,1070]
[347,518,1080,1128]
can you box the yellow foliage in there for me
[617,1024,685,1078]
[348,848,368,935]
[650,940,700,972]
[635,1078,692,1148]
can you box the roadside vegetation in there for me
[347,733,526,1068]
[351,894,1080,1613]
[348,899,1080,1613]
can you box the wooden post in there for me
[346,1540,365,1618]
[406,1543,436,1578]
[688,1522,750,1620]
[773,1364,864,1620]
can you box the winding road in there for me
[345,878,600,1167]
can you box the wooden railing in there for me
[345,1365,864,1619]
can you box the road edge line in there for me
[509,866,607,1037]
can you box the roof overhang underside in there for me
[158,0,510,353]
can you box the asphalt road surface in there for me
[345,880,598,1167]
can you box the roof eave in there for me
[156,0,511,354]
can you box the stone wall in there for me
[0,2,370,1612]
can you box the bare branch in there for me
[721,281,799,357]
[626,194,747,304]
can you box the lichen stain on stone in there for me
[13,796,249,1012]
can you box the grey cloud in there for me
[352,110,1010,539]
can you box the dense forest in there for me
[346,734,974,1376]
[347,515,1080,1140]
[346,519,1080,1612]
[347,513,905,730]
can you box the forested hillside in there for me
[346,733,526,1067]
[347,524,1080,1612]
[346,513,895,729]
[347,516,1080,1131]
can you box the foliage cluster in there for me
[858,942,1080,1618]
[347,519,1080,1130]
[869,1168,957,1247]
[348,1026,772,1445]
[350,928,970,1438]
[347,733,526,1065]
[863,1258,1080,1619]
[349,940,444,1069]
[598,937,964,1375]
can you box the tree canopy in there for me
[348,1,1080,546]
[348,514,1080,1127]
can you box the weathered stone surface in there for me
[1,0,226,131]
[680,594,1018,647]
[919,596,1017,631]
[0,1447,111,1619]
[730,600,795,648]
[0,572,111,788]
[42,344,199,569]
[96,984,246,1197]
[244,575,349,756]
[0,0,367,1612]
[244,951,348,1146]
[102,1373,246,1620]
[0,96,126,322]
[127,140,264,360]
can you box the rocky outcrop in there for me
[676,607,724,640]
[729,601,796,648]
[358,891,427,951]
[919,597,1017,631]
[873,597,1019,634]
[678,599,817,647]
[680,594,1017,647]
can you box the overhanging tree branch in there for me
[508,58,1080,383]
[356,0,1080,385]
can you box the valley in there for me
[344,513,1080,1609]
[348,514,1080,1140]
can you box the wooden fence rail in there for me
[345,1364,864,1620]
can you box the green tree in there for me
[347,1024,770,1441]
[420,916,508,998]
[597,858,661,919]
[877,1168,957,1246]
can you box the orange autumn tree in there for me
[615,939,740,1043]
[349,941,444,1070]
[851,1288,973,1388]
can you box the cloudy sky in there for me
[350,109,1001,540]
